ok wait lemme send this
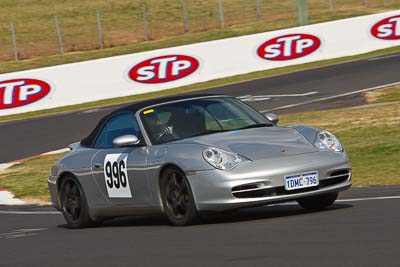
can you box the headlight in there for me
[202,147,250,170]
[314,131,343,152]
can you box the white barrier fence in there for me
[0,10,399,116]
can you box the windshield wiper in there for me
[185,124,272,139]
[236,123,272,130]
[188,129,228,138]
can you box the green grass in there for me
[365,84,400,103]
[0,153,67,202]
[0,0,399,67]
[1,100,399,202]
[280,102,400,187]
[340,126,400,186]
[2,45,400,124]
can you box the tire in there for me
[297,192,338,211]
[160,167,199,226]
[60,175,93,228]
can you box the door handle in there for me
[93,163,102,169]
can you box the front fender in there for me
[286,125,322,144]
[148,143,214,172]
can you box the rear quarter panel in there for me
[53,148,109,210]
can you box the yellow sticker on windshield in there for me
[143,109,154,114]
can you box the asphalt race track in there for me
[0,54,400,267]
[0,186,399,267]
[1,53,400,163]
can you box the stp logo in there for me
[257,33,321,61]
[371,15,400,40]
[0,79,51,109]
[129,55,199,83]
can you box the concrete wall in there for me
[1,10,399,116]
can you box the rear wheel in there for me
[297,192,338,211]
[160,167,199,226]
[60,175,93,228]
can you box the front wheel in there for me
[297,192,338,211]
[160,167,199,226]
[60,175,93,228]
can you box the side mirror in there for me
[112,135,140,147]
[264,113,279,124]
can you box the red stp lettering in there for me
[129,55,199,83]
[371,15,400,40]
[0,79,51,109]
[257,34,321,61]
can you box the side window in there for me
[95,113,141,148]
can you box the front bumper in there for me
[187,151,351,212]
[48,176,61,211]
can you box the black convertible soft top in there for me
[80,94,226,147]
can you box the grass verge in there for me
[0,153,67,203]
[365,84,400,103]
[1,92,399,202]
[1,45,400,124]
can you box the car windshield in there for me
[140,97,273,145]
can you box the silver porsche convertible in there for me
[48,94,352,228]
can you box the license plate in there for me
[284,171,319,191]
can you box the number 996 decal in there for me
[104,153,132,198]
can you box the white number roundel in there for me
[104,153,132,198]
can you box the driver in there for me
[145,113,174,142]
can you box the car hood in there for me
[175,127,318,160]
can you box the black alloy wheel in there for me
[60,175,93,228]
[161,167,199,226]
